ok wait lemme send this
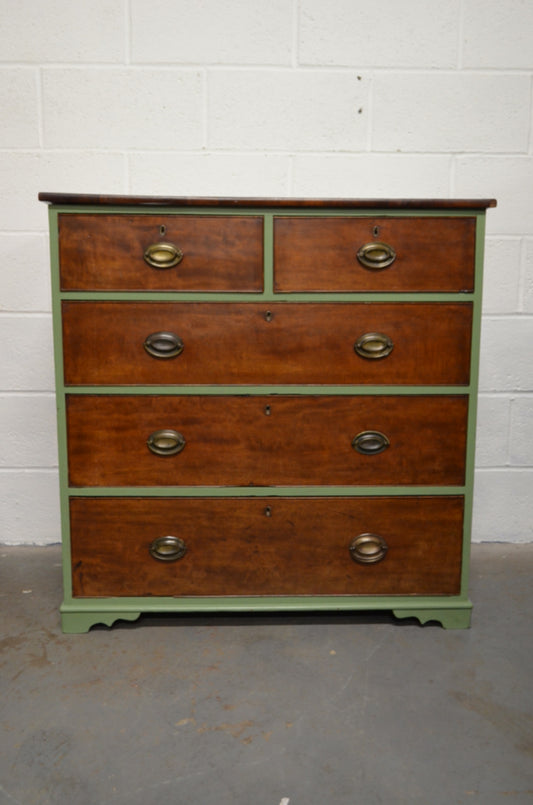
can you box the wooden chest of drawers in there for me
[40,193,495,632]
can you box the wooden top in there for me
[38,192,497,210]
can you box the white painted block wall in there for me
[0,0,531,544]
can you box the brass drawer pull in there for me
[357,241,396,270]
[352,430,390,455]
[144,331,184,359]
[354,332,394,359]
[149,535,187,562]
[349,533,388,564]
[147,429,186,456]
[143,241,183,269]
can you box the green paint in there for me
[46,201,489,633]
[60,291,473,302]
[66,486,467,497]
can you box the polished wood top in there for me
[38,192,497,209]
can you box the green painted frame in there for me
[44,200,490,633]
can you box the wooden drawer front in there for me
[70,496,463,597]
[66,394,468,487]
[58,213,263,291]
[274,216,476,292]
[62,301,472,387]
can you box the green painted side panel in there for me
[458,213,487,595]
[48,207,74,600]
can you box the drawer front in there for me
[274,216,476,292]
[69,496,464,597]
[66,394,468,487]
[62,301,472,387]
[58,213,264,291]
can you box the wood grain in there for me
[66,394,468,487]
[62,301,472,386]
[58,213,263,291]
[39,191,496,210]
[274,216,476,292]
[70,496,464,597]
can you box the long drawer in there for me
[66,394,468,487]
[62,301,473,386]
[58,213,264,291]
[69,496,464,597]
[274,216,476,292]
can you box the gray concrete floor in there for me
[0,544,532,805]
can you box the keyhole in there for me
[264,310,273,322]
[159,225,166,237]
[264,405,271,416]
[373,225,380,237]
[264,506,272,517]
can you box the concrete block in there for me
[0,152,126,231]
[479,317,533,392]
[42,68,204,150]
[0,235,51,312]
[299,0,459,67]
[473,469,533,542]
[475,395,510,467]
[0,395,57,468]
[509,396,533,466]
[0,0,125,63]
[523,239,533,313]
[0,470,60,545]
[0,69,39,148]
[208,70,368,151]
[292,154,451,197]
[463,0,533,68]
[131,0,292,65]
[454,157,533,236]
[129,152,290,197]
[372,73,530,153]
[481,238,521,315]
[0,315,54,391]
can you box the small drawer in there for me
[58,213,263,291]
[62,301,472,387]
[273,216,476,292]
[69,496,464,597]
[66,394,468,487]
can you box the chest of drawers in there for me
[40,193,495,633]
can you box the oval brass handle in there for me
[354,332,394,360]
[349,533,388,564]
[144,331,184,359]
[357,241,396,270]
[143,241,183,269]
[352,430,390,455]
[149,535,187,562]
[147,429,186,456]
